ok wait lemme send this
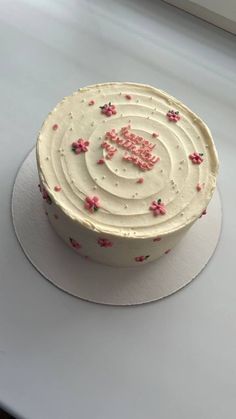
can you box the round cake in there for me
[36,82,219,266]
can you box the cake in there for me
[36,82,219,267]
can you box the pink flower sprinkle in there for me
[72,138,90,154]
[199,209,207,218]
[97,238,113,248]
[38,184,52,205]
[97,158,105,165]
[153,237,162,242]
[152,132,159,138]
[54,185,61,192]
[84,196,100,213]
[88,99,95,106]
[135,255,150,262]
[196,183,202,192]
[69,238,81,249]
[165,249,171,254]
[125,94,132,100]
[137,177,144,184]
[166,110,181,122]
[149,198,166,216]
[52,124,58,131]
[189,152,204,165]
[100,102,117,117]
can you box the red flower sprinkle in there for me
[38,184,52,205]
[54,185,61,192]
[199,209,207,218]
[137,177,144,184]
[152,132,159,138]
[97,158,105,165]
[88,99,95,106]
[149,198,166,216]
[189,152,204,165]
[196,183,202,192]
[69,237,81,249]
[97,238,113,248]
[135,255,150,262]
[166,110,180,122]
[153,237,162,242]
[84,196,100,213]
[72,138,90,154]
[165,249,171,254]
[52,124,58,130]
[100,102,117,117]
[125,94,132,100]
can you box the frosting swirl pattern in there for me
[37,83,218,239]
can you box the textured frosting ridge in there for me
[36,82,218,238]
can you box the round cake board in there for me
[12,148,222,306]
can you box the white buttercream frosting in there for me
[37,82,218,242]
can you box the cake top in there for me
[37,82,218,238]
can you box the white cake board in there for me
[12,148,222,306]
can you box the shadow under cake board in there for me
[11,148,222,306]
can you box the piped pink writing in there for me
[105,125,160,171]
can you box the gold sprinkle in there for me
[120,113,124,117]
[94,177,97,181]
[193,118,197,122]
[180,160,184,164]
[181,212,184,216]
[81,99,85,103]
[91,121,95,126]
[205,144,209,148]
[93,185,97,190]
[60,153,64,157]
[124,204,128,209]
[160,169,164,173]
[115,168,118,172]
[176,145,180,149]
[176,190,179,194]
[115,182,119,186]
[178,167,182,170]
[119,92,122,95]
[123,168,127,172]
[171,179,174,185]
[102,175,105,179]
[136,99,139,103]
[45,156,50,160]
[69,127,73,131]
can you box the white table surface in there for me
[0,1,235,418]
